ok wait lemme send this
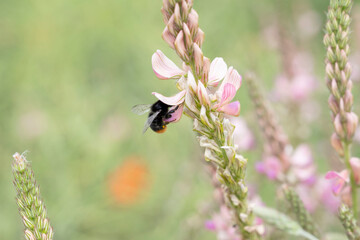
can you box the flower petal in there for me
[223,67,242,90]
[332,179,345,195]
[152,90,186,106]
[164,104,184,123]
[325,170,349,182]
[218,101,240,116]
[290,144,313,167]
[220,83,236,105]
[208,57,227,86]
[204,220,216,231]
[152,50,185,79]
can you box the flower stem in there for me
[344,142,358,218]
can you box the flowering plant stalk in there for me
[149,0,261,238]
[282,186,320,238]
[339,204,360,239]
[246,73,290,172]
[324,0,359,216]
[12,153,54,240]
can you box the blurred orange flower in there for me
[107,156,150,205]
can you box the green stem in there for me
[344,142,358,218]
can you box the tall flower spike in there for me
[12,153,54,240]
[324,0,359,216]
[246,73,290,170]
[157,1,260,239]
[283,186,320,238]
[339,204,360,240]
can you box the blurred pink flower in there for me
[256,144,316,183]
[274,73,316,103]
[289,144,316,184]
[273,52,317,103]
[296,185,318,212]
[325,170,349,195]
[205,206,242,240]
[228,117,256,151]
[316,178,341,213]
[255,156,283,180]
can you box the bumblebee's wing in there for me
[131,104,152,115]
[143,110,161,134]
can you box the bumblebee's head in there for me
[155,125,167,133]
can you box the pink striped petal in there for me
[164,104,184,123]
[223,67,242,90]
[218,101,241,116]
[152,50,185,79]
[325,170,349,181]
[220,83,236,105]
[152,90,186,106]
[325,170,349,195]
[208,58,227,86]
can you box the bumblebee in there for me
[132,100,179,133]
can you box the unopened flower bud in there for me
[346,112,358,140]
[166,15,176,35]
[181,0,189,20]
[174,30,188,61]
[334,114,345,138]
[173,3,182,27]
[187,9,199,34]
[182,23,192,48]
[202,57,211,84]
[197,81,210,106]
[193,43,203,76]
[326,63,335,79]
[200,105,213,129]
[328,95,339,114]
[331,133,344,156]
[25,230,36,240]
[331,79,340,99]
[23,216,34,229]
[162,27,175,49]
[194,29,204,47]
[343,90,353,111]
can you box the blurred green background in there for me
[1,0,360,239]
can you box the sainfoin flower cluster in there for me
[151,50,241,119]
[149,0,261,239]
